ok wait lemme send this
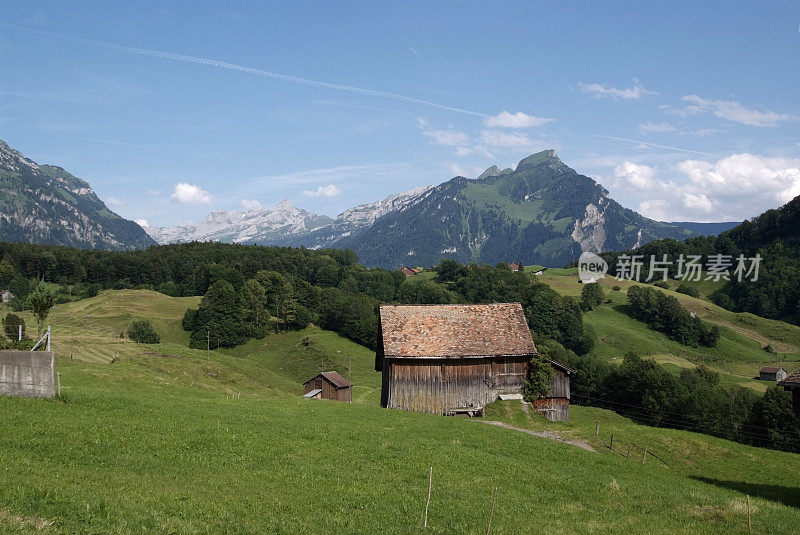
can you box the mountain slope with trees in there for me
[0,140,155,250]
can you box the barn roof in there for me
[779,370,800,386]
[303,371,352,388]
[760,366,786,374]
[379,303,536,358]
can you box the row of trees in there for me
[627,286,720,347]
[539,341,800,453]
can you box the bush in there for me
[84,283,102,298]
[182,308,198,331]
[524,354,555,401]
[580,282,604,311]
[627,285,719,347]
[653,281,670,289]
[676,284,700,298]
[2,313,25,340]
[126,319,161,344]
[612,285,621,292]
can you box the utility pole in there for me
[349,355,352,404]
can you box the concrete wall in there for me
[0,351,55,398]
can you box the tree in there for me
[2,313,25,340]
[524,354,554,401]
[240,279,267,333]
[0,260,15,289]
[28,283,57,335]
[127,319,161,344]
[189,280,247,349]
[580,282,604,310]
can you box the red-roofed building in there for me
[509,262,521,272]
[399,266,419,277]
[375,303,572,420]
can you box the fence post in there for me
[56,372,61,397]
[595,420,599,435]
[642,448,647,464]
[424,466,432,528]
[747,494,751,534]
[18,324,22,341]
[46,326,51,352]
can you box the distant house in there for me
[1,290,14,303]
[375,303,572,420]
[759,366,787,382]
[399,266,419,277]
[779,370,800,418]
[509,262,521,272]
[303,371,352,403]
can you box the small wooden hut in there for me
[759,366,787,382]
[376,303,572,420]
[779,370,800,417]
[303,371,352,403]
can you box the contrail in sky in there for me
[596,135,715,156]
[2,24,487,118]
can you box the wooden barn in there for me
[376,303,572,420]
[760,366,788,382]
[399,266,420,277]
[779,370,800,417]
[303,371,352,403]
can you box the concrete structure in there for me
[303,371,352,402]
[779,370,800,418]
[0,351,55,398]
[376,303,573,420]
[759,366,787,382]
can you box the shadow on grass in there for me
[612,304,636,318]
[691,476,800,508]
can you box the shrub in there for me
[676,284,700,298]
[182,308,199,331]
[524,354,555,401]
[653,281,670,289]
[126,319,161,344]
[612,285,621,292]
[580,282,604,311]
[2,313,25,340]
[84,283,102,298]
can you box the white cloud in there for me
[638,122,677,134]
[484,111,553,128]
[479,130,534,148]
[577,78,656,100]
[628,153,800,221]
[417,118,469,146]
[680,94,793,127]
[135,218,149,227]
[302,184,341,198]
[105,196,124,207]
[171,182,213,204]
[240,199,263,210]
[614,162,658,190]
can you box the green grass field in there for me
[1,290,800,533]
[535,268,800,391]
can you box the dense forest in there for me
[599,193,800,326]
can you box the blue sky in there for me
[1,1,799,227]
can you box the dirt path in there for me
[713,321,796,353]
[479,420,595,452]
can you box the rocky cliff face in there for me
[0,140,156,250]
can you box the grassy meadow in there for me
[0,289,799,532]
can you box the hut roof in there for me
[779,370,800,386]
[379,303,536,358]
[760,366,786,374]
[304,371,352,388]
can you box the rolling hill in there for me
[1,289,798,533]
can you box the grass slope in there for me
[537,269,800,391]
[1,290,799,533]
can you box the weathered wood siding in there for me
[549,368,570,399]
[533,397,570,422]
[384,356,529,414]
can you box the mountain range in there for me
[0,140,155,250]
[0,140,739,266]
[145,149,738,267]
